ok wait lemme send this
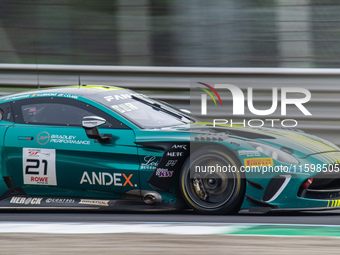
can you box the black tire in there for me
[180,146,246,214]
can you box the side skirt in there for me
[0,195,178,211]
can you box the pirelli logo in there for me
[327,200,340,207]
[244,158,274,167]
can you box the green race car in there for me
[0,85,339,214]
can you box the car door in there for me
[4,96,140,199]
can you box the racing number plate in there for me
[23,148,57,185]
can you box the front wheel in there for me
[180,146,245,214]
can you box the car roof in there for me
[0,85,133,103]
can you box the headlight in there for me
[247,141,298,164]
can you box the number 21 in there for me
[25,159,48,175]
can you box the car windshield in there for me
[96,90,194,129]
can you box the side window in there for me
[21,103,93,126]
[12,97,129,129]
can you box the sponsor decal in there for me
[5,93,77,100]
[57,94,78,99]
[23,148,57,186]
[50,134,90,145]
[45,198,75,204]
[79,199,109,206]
[166,152,184,157]
[159,171,174,177]
[111,103,139,114]
[165,160,178,167]
[29,107,36,112]
[35,93,58,97]
[172,144,187,150]
[80,172,136,187]
[37,131,50,145]
[4,94,30,101]
[244,158,274,167]
[10,197,43,205]
[238,150,261,157]
[30,176,49,183]
[141,156,159,170]
[156,168,174,178]
[104,94,133,102]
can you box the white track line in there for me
[1,222,340,235]
[0,222,248,235]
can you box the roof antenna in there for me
[34,41,40,89]
[78,75,81,86]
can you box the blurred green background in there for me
[1,0,339,68]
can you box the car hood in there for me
[162,123,340,157]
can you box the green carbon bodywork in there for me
[0,85,339,212]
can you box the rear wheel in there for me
[180,146,245,214]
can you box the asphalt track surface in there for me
[1,209,340,225]
[2,210,340,255]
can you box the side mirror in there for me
[82,116,111,143]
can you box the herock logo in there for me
[196,82,312,128]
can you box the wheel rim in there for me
[185,154,237,209]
